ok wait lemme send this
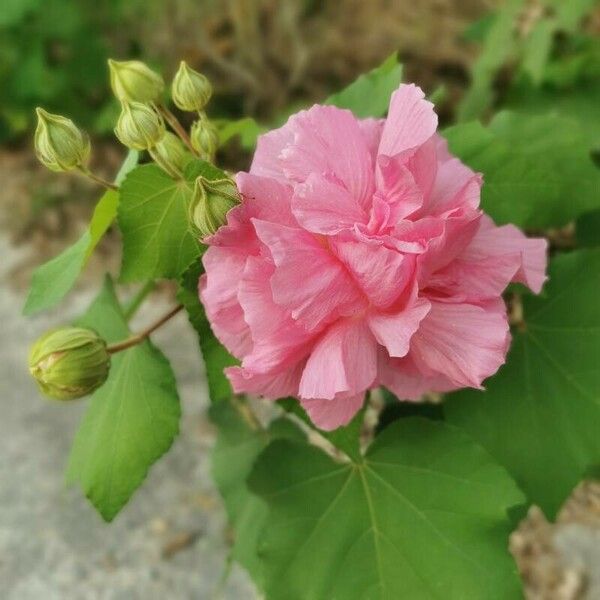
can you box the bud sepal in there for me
[149,131,189,179]
[115,101,165,150]
[172,61,213,112]
[190,114,219,162]
[190,176,241,238]
[108,59,164,104]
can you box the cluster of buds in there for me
[30,58,242,402]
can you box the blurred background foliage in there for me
[1,0,599,280]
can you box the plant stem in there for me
[78,167,119,190]
[123,280,156,321]
[107,304,184,354]
[158,103,197,155]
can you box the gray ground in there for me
[0,238,255,599]
[1,234,599,600]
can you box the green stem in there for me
[78,166,119,191]
[107,304,184,354]
[158,103,197,155]
[123,280,156,321]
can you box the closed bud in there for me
[190,114,219,162]
[172,61,212,111]
[108,59,164,103]
[190,176,240,238]
[34,108,90,172]
[149,131,189,178]
[29,327,111,401]
[115,101,165,150]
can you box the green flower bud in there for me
[171,61,213,112]
[108,59,164,103]
[190,114,219,162]
[28,327,111,401]
[190,176,240,238]
[114,101,165,150]
[34,108,90,172]
[149,131,189,178]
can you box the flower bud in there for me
[28,327,111,401]
[149,131,189,178]
[190,176,240,238]
[108,59,164,103]
[34,108,90,172]
[171,61,213,112]
[190,114,219,162]
[114,101,165,150]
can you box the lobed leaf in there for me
[249,418,524,600]
[66,277,180,521]
[446,249,600,518]
[444,111,600,229]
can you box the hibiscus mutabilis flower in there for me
[199,84,547,430]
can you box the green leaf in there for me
[118,159,226,282]
[23,150,139,315]
[217,117,265,150]
[576,209,600,247]
[445,249,600,518]
[211,400,303,588]
[325,53,403,118]
[249,418,525,599]
[177,259,237,402]
[23,189,118,315]
[67,277,180,521]
[543,0,598,31]
[444,111,600,228]
[458,0,524,121]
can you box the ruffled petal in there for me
[367,298,431,357]
[250,123,295,182]
[280,105,374,207]
[409,300,510,388]
[299,318,377,400]
[378,84,437,157]
[331,236,415,308]
[253,220,364,331]
[226,362,305,400]
[301,392,365,431]
[199,251,252,359]
[292,172,368,235]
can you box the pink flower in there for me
[200,84,547,430]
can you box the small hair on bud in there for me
[172,61,213,112]
[190,175,240,238]
[108,59,165,104]
[29,327,111,401]
[34,108,90,172]
[190,114,219,162]
[114,101,165,150]
[149,131,189,179]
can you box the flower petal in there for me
[280,105,374,207]
[250,123,295,183]
[409,300,510,388]
[292,172,368,235]
[301,393,365,431]
[378,84,437,157]
[368,298,431,357]
[253,220,364,331]
[300,318,377,400]
[226,362,304,400]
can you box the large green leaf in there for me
[23,150,139,315]
[249,418,524,600]
[67,277,180,521]
[445,249,600,518]
[118,159,225,282]
[177,260,237,403]
[211,401,302,588]
[325,53,403,118]
[444,111,600,228]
